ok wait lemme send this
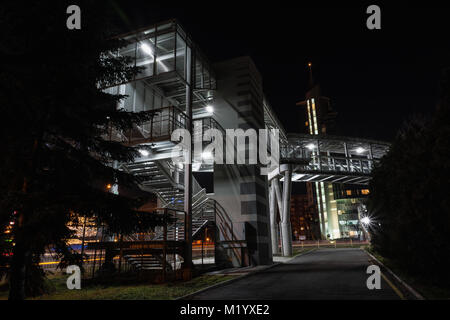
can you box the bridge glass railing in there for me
[280,143,312,162]
[302,155,375,174]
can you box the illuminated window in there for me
[305,121,309,127]
[346,190,352,196]
[361,189,370,195]
[311,98,318,135]
[307,100,313,135]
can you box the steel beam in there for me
[269,181,280,255]
[281,165,293,256]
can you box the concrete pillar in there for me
[213,57,273,265]
[269,181,279,255]
[273,178,283,253]
[281,166,293,256]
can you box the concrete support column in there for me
[269,181,279,255]
[273,178,283,253]
[281,166,293,257]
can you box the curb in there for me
[177,248,317,300]
[364,250,425,300]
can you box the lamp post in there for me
[183,46,193,279]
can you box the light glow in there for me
[205,105,214,113]
[140,43,154,56]
[139,42,169,72]
[307,100,313,135]
[139,149,150,157]
[306,143,315,150]
[361,217,371,225]
[356,147,366,154]
[311,98,318,135]
[202,151,213,159]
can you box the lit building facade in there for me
[79,20,389,272]
[297,82,370,240]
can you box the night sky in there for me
[112,1,450,142]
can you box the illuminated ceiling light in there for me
[140,43,154,56]
[139,149,149,157]
[177,162,183,170]
[202,151,213,159]
[356,147,366,154]
[205,105,214,113]
[361,217,371,225]
[140,43,170,72]
[306,143,315,150]
[292,173,306,181]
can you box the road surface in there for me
[189,248,401,300]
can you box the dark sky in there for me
[112,1,450,142]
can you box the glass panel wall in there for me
[193,53,215,90]
[136,37,155,79]
[194,58,203,88]
[176,32,186,78]
[106,82,171,113]
[156,32,175,75]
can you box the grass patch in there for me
[0,274,236,300]
[366,248,450,300]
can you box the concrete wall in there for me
[212,57,272,266]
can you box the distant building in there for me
[296,75,369,240]
[289,194,321,240]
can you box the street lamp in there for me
[361,216,371,225]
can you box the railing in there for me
[193,117,225,139]
[206,199,245,265]
[301,155,377,174]
[292,239,369,249]
[280,143,312,162]
[107,106,187,146]
[280,144,377,175]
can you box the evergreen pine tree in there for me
[0,1,162,299]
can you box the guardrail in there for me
[292,239,369,249]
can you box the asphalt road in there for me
[189,248,401,300]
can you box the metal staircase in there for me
[117,153,215,271]
[124,254,172,271]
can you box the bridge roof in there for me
[287,133,390,159]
